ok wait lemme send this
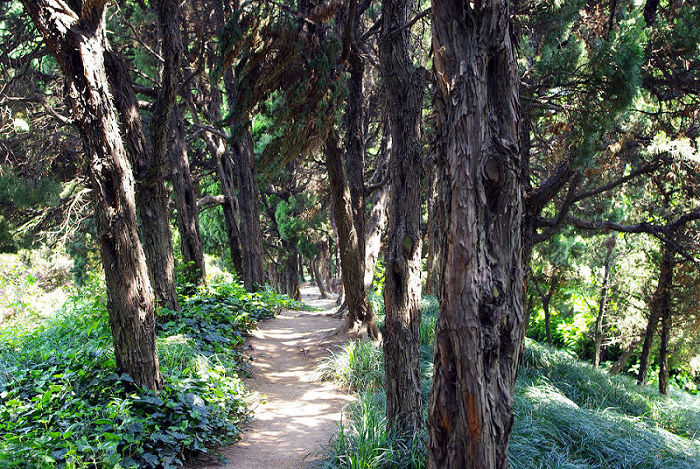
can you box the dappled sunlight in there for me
[190,286,354,469]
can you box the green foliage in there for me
[0,276,302,468]
[321,296,700,469]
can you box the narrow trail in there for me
[190,284,354,469]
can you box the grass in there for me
[0,272,304,468]
[318,295,700,469]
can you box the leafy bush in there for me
[0,277,301,468]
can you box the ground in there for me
[187,284,354,469]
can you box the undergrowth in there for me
[319,295,700,469]
[0,276,303,468]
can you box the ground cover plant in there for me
[319,295,700,469]
[0,271,303,468]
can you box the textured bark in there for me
[217,147,244,276]
[313,238,332,298]
[363,184,389,291]
[428,0,523,467]
[103,44,179,310]
[282,246,302,300]
[344,43,367,249]
[170,110,206,286]
[325,130,379,338]
[23,0,163,389]
[379,0,424,434]
[637,245,673,385]
[594,237,616,368]
[233,123,266,291]
[223,65,266,292]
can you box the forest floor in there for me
[189,284,354,469]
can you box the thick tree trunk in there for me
[233,124,266,291]
[103,48,179,310]
[217,149,244,276]
[637,245,673,385]
[657,247,674,395]
[170,110,206,287]
[282,245,302,301]
[428,0,523,467]
[23,0,163,389]
[224,66,266,291]
[594,237,616,368]
[379,0,424,434]
[325,130,379,339]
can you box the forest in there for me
[0,0,699,467]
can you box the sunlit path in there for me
[188,284,354,469]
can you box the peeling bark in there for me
[22,0,163,389]
[428,0,523,466]
[379,0,424,434]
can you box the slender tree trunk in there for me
[594,237,616,368]
[609,336,642,375]
[657,248,674,395]
[325,130,379,338]
[363,180,389,291]
[379,0,424,434]
[428,0,523,466]
[298,252,306,283]
[637,245,673,385]
[23,0,163,389]
[170,110,206,286]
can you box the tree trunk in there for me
[103,42,179,311]
[363,179,389,291]
[224,68,266,291]
[170,110,206,287]
[23,0,163,389]
[637,244,673,385]
[282,245,302,301]
[379,0,424,434]
[428,0,523,467]
[594,237,616,368]
[657,247,674,395]
[325,130,379,338]
[298,252,306,283]
[609,336,642,375]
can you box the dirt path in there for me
[189,284,354,469]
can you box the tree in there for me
[379,0,424,433]
[593,236,616,368]
[21,0,163,389]
[427,0,524,466]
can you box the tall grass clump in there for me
[318,340,385,392]
[321,295,700,469]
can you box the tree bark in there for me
[325,130,379,339]
[170,109,206,287]
[637,244,673,385]
[22,0,163,389]
[657,247,674,395]
[103,34,179,311]
[224,68,266,291]
[594,237,616,368]
[428,0,523,467]
[379,0,424,434]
